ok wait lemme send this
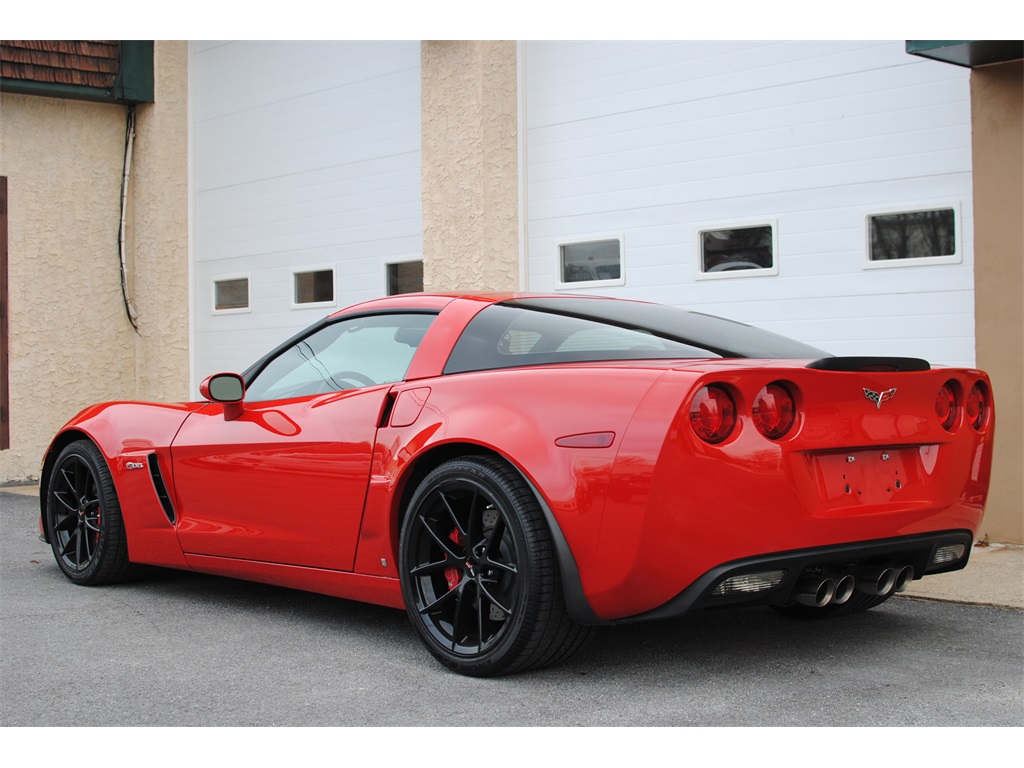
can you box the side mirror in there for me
[200,373,246,421]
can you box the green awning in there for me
[907,40,1024,68]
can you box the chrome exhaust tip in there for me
[832,574,856,605]
[894,565,915,593]
[795,577,836,607]
[856,567,897,596]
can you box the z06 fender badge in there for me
[125,461,145,470]
[863,387,897,409]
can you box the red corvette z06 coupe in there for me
[40,294,994,676]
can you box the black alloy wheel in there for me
[46,440,138,585]
[399,456,592,676]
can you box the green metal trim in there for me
[115,41,154,103]
[907,40,1024,68]
[0,40,154,104]
[0,79,116,104]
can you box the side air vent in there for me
[148,453,176,524]
[378,391,397,428]
[806,356,930,372]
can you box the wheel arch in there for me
[38,429,95,540]
[391,441,603,625]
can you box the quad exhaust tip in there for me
[832,574,856,605]
[795,577,836,607]
[793,567,909,608]
[894,565,915,593]
[855,567,898,596]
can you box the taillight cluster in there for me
[752,383,796,439]
[936,380,991,432]
[689,385,737,444]
[690,382,797,444]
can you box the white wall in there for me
[523,41,976,366]
[191,41,422,385]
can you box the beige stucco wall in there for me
[0,40,189,483]
[421,41,520,292]
[971,60,1023,544]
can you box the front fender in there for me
[40,401,205,567]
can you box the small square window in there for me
[213,277,249,312]
[866,207,959,267]
[386,260,424,295]
[558,238,624,288]
[697,223,776,279]
[293,269,335,306]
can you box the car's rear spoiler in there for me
[806,356,931,372]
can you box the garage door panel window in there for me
[213,277,250,313]
[386,260,424,295]
[557,237,624,289]
[696,223,777,280]
[865,206,960,268]
[293,268,335,307]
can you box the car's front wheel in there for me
[399,456,593,676]
[45,440,139,585]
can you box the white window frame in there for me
[211,274,251,315]
[695,219,779,281]
[862,202,962,270]
[290,265,337,310]
[555,234,625,291]
[383,256,425,296]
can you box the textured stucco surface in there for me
[971,61,1023,544]
[0,41,189,483]
[421,41,519,292]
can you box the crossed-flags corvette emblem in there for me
[864,387,897,409]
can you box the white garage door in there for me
[191,41,422,386]
[523,41,976,366]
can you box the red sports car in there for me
[40,293,994,676]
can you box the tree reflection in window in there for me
[869,209,955,261]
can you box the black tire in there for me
[772,591,893,620]
[399,456,593,676]
[45,440,139,585]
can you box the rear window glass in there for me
[444,299,827,374]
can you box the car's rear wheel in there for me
[399,456,593,676]
[45,440,139,585]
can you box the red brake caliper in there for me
[445,529,463,590]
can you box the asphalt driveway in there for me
[2,489,1021,727]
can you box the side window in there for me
[244,313,435,402]
[444,304,716,374]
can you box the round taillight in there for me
[752,382,796,440]
[935,382,957,431]
[966,381,989,430]
[690,385,737,444]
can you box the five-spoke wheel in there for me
[399,456,592,676]
[46,440,138,585]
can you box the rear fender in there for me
[357,369,664,622]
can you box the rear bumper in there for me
[620,529,973,623]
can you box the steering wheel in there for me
[330,370,377,388]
